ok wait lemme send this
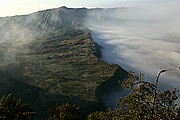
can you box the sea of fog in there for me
[84,0,180,106]
[85,2,180,92]
[88,20,180,106]
[90,21,180,88]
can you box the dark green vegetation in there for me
[0,72,179,120]
[0,94,35,120]
[0,7,128,119]
[0,6,179,119]
[46,103,83,120]
[21,27,122,101]
[87,72,180,120]
[0,26,127,119]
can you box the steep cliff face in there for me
[0,7,128,118]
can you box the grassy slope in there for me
[20,27,122,100]
[0,26,128,118]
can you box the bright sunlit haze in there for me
[0,0,135,17]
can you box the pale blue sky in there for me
[0,0,138,17]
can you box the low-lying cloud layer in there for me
[86,0,180,89]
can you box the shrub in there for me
[46,103,83,120]
[87,110,113,120]
[0,94,36,120]
[87,71,180,120]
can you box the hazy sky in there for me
[0,0,138,17]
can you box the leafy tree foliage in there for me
[87,110,113,120]
[0,70,179,120]
[87,71,180,120]
[46,103,83,120]
[117,72,180,119]
[0,94,36,120]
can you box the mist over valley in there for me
[0,2,179,118]
[85,3,180,89]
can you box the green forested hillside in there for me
[0,26,127,119]
[0,6,179,120]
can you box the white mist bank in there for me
[89,22,180,107]
[91,25,180,89]
[85,0,180,89]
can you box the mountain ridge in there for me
[0,6,128,119]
